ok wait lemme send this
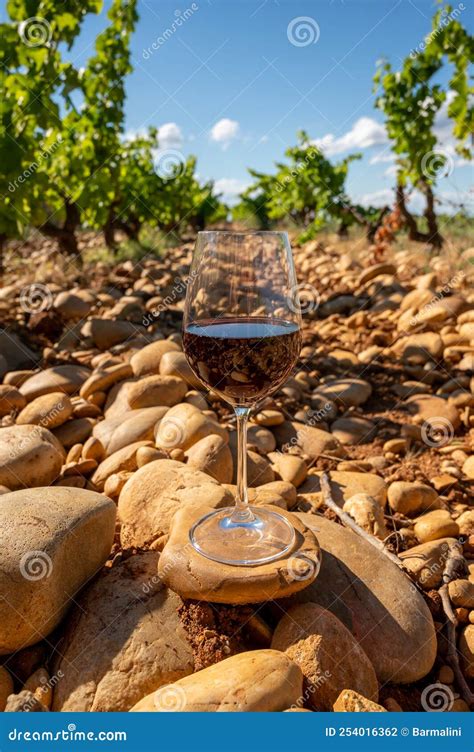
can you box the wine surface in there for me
[182,317,301,405]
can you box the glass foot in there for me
[189,506,296,566]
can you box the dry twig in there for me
[438,540,473,708]
[319,472,405,570]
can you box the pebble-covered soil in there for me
[0,234,473,713]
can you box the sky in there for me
[7,0,473,211]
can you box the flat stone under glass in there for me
[189,506,296,566]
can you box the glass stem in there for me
[231,406,255,524]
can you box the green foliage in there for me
[374,3,473,188]
[233,131,360,239]
[0,0,104,239]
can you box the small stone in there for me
[54,290,92,319]
[456,510,474,536]
[333,689,387,712]
[359,263,396,285]
[313,378,372,408]
[247,424,276,454]
[253,410,285,427]
[127,375,188,409]
[272,421,344,460]
[448,579,474,609]
[79,363,133,400]
[462,456,474,479]
[91,441,152,491]
[19,365,91,401]
[185,434,233,484]
[130,340,181,377]
[271,603,378,711]
[414,510,459,543]
[136,446,167,468]
[0,424,65,490]
[53,417,94,448]
[383,438,407,455]
[154,403,228,451]
[158,503,321,604]
[17,392,73,429]
[343,494,387,539]
[459,625,474,677]
[103,471,133,499]
[268,452,307,488]
[399,538,455,589]
[5,690,48,712]
[387,481,441,516]
[404,394,461,431]
[0,385,26,417]
[437,665,454,684]
[159,350,202,389]
[23,668,52,709]
[131,650,303,712]
[431,474,458,492]
[331,416,376,445]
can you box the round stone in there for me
[158,503,321,604]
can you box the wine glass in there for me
[182,231,302,566]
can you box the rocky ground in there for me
[0,233,473,713]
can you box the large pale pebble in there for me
[414,510,459,543]
[387,481,441,516]
[0,385,26,417]
[17,392,73,429]
[127,375,187,409]
[284,515,436,684]
[0,425,65,490]
[131,650,303,712]
[184,434,233,484]
[52,553,194,711]
[0,487,115,653]
[91,441,152,491]
[154,403,228,451]
[118,459,232,547]
[20,365,91,401]
[159,351,202,389]
[272,603,378,711]
[130,340,181,377]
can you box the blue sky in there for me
[9,0,473,210]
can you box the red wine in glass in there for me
[182,231,302,566]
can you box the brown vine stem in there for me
[438,541,473,708]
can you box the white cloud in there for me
[158,122,183,149]
[214,177,249,204]
[210,118,240,148]
[313,117,387,156]
[357,188,395,208]
[370,151,396,165]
